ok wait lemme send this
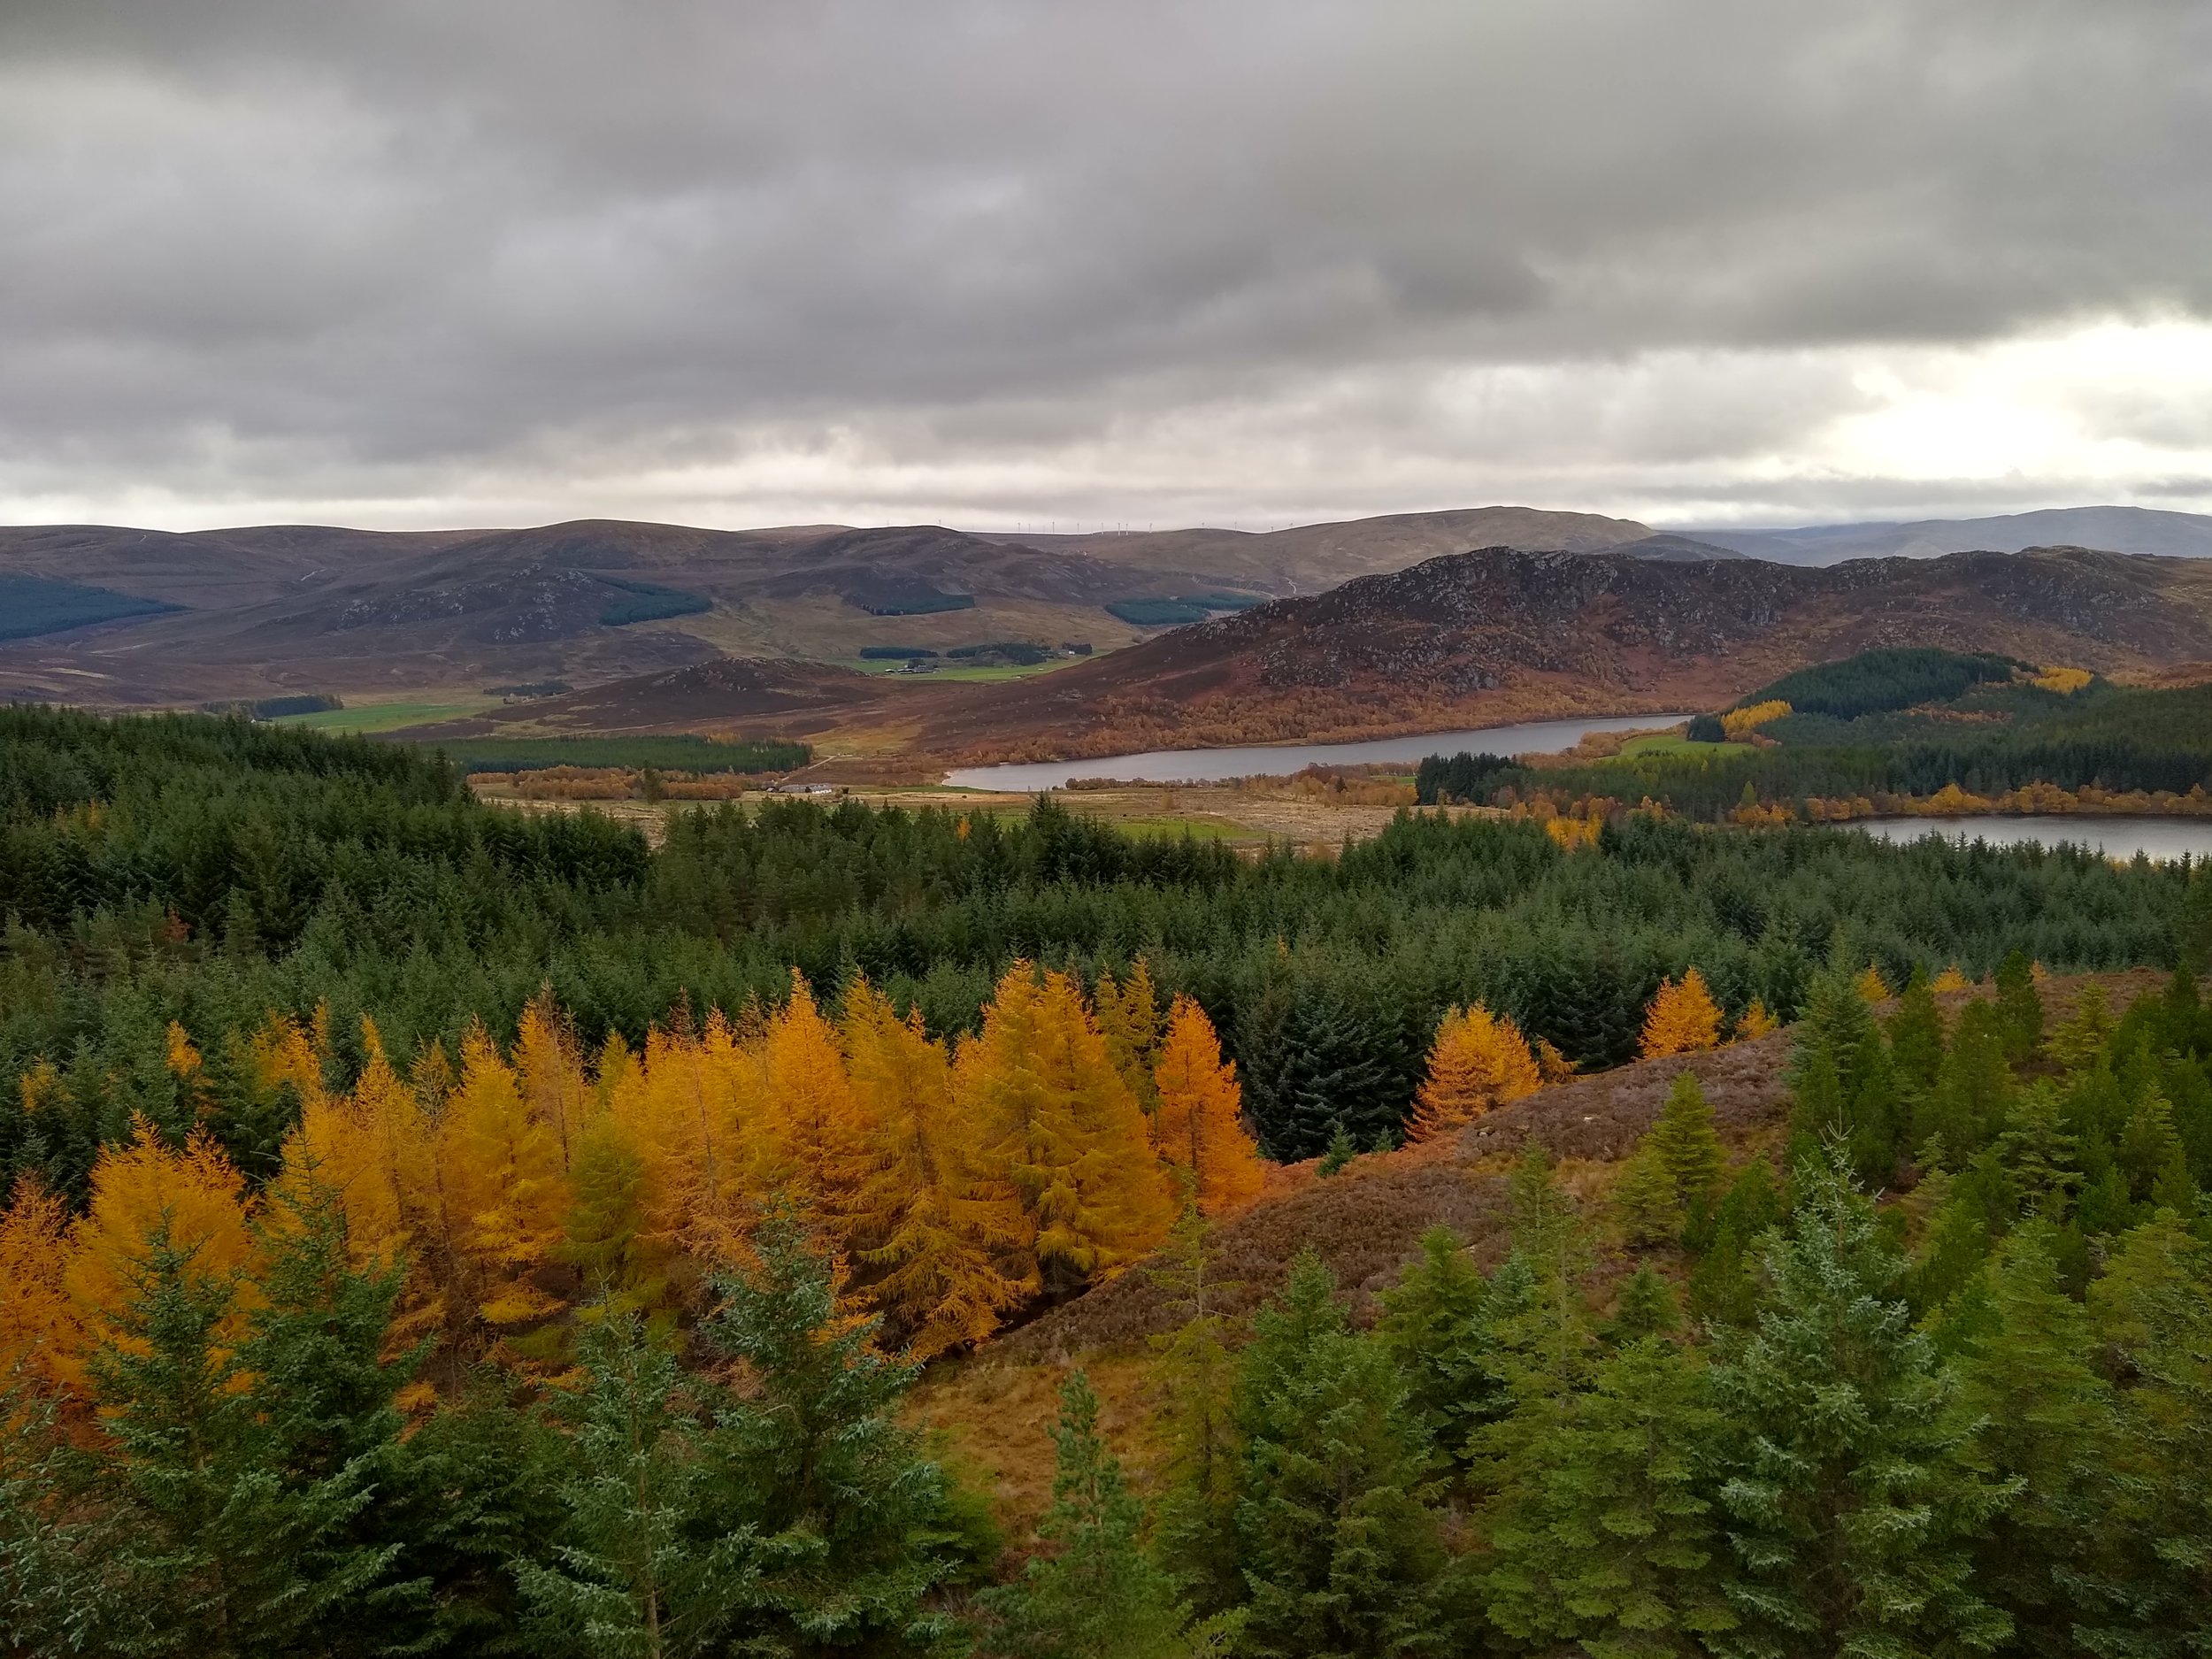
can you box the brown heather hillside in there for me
[0,518,1223,705]
[916,543,2212,759]
[390,542,2212,767]
[910,970,2167,1535]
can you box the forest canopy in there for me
[3,704,2204,1197]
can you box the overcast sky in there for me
[5,0,2211,533]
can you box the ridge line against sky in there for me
[4,2,2210,534]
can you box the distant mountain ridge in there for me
[5,503,2210,712]
[400,541,2212,765]
[1685,505,2212,565]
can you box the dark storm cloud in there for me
[3,0,2208,525]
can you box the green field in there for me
[1104,814,1249,841]
[411,733,810,774]
[274,696,500,733]
[1617,732,1752,758]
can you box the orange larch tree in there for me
[515,991,595,1174]
[343,1019,449,1378]
[956,964,1176,1301]
[1640,969,1724,1059]
[840,976,1024,1357]
[1405,1004,1543,1143]
[1734,999,1779,1041]
[611,1017,757,1279]
[268,1076,409,1279]
[0,1177,77,1396]
[435,1024,571,1355]
[760,972,870,1229]
[1150,995,1263,1217]
[62,1118,262,1396]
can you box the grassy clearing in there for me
[1618,732,1753,759]
[275,697,500,733]
[1104,814,1250,841]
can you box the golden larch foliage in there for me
[0,1178,77,1395]
[63,1118,261,1393]
[956,963,1176,1299]
[342,1020,449,1369]
[1931,964,1973,994]
[1640,969,1724,1059]
[1094,959,1165,1113]
[1534,1037,1578,1087]
[250,1010,329,1113]
[269,1079,408,1278]
[760,973,872,1228]
[608,1018,757,1282]
[515,992,595,1173]
[1150,996,1263,1217]
[1734,999,1778,1041]
[1855,963,1893,1003]
[1721,699,1791,739]
[841,978,1024,1357]
[1405,1004,1543,1143]
[435,1024,570,1345]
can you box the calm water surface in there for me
[1856,816,2212,863]
[942,714,1692,790]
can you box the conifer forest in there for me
[4,705,2211,1657]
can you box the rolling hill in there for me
[915,542,2212,760]
[393,542,2212,768]
[0,518,1230,707]
[972,504,1662,591]
[8,504,2210,726]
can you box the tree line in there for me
[4,705,2203,1200]
[1420,672,2212,820]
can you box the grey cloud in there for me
[2,0,2208,525]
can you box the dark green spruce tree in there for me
[1709,1151,2013,1658]
[79,1188,419,1658]
[1230,1249,1452,1659]
[518,1309,758,1659]
[1951,1223,2130,1656]
[699,1210,967,1657]
[981,1371,1220,1659]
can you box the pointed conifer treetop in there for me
[1150,995,1264,1218]
[1640,970,1723,1060]
[983,1368,1197,1659]
[1733,999,1778,1041]
[64,1117,263,1388]
[840,974,1025,1359]
[1710,1149,2013,1657]
[1094,958,1166,1115]
[956,962,1176,1300]
[436,1022,571,1347]
[1405,1003,1542,1143]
